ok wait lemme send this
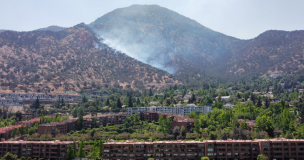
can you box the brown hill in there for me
[89,4,242,82]
[0,23,177,93]
[225,30,304,78]
[36,25,66,32]
[90,5,304,80]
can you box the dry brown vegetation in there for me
[0,24,177,92]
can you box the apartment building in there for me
[171,115,195,132]
[0,125,21,140]
[140,111,195,132]
[17,117,41,127]
[84,113,128,128]
[103,138,304,160]
[0,140,76,160]
[230,119,256,130]
[140,111,174,122]
[38,119,78,136]
[37,113,128,135]
[0,92,82,106]
[21,113,37,119]
[127,104,212,116]
[0,117,40,140]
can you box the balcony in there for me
[32,150,40,153]
[50,145,58,149]
[217,153,226,157]
[50,154,59,158]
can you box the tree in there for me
[117,98,122,108]
[240,119,248,130]
[257,154,269,160]
[11,128,16,138]
[149,88,153,96]
[73,141,77,158]
[189,93,196,103]
[98,140,103,157]
[16,128,20,136]
[25,125,29,134]
[77,139,86,158]
[82,96,88,103]
[77,106,84,117]
[88,106,97,113]
[105,98,110,106]
[128,95,133,107]
[53,113,61,122]
[208,132,217,140]
[33,97,40,110]
[93,118,98,128]
[256,115,274,137]
[165,118,172,134]
[1,152,17,160]
[78,115,84,130]
[299,101,304,123]
[194,119,201,133]
[265,97,270,108]
[157,115,165,133]
[90,140,98,159]
[61,98,65,107]
[19,157,26,160]
[180,126,186,137]
[15,111,22,121]
[250,93,255,104]
[257,96,262,107]
[66,145,74,160]
[237,93,241,99]
[72,107,78,118]
[133,113,140,123]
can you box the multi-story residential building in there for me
[84,113,128,128]
[0,140,76,160]
[38,119,78,136]
[171,115,195,132]
[17,117,41,127]
[230,119,256,130]
[21,112,37,119]
[103,138,304,160]
[140,111,174,122]
[140,111,195,132]
[37,113,128,135]
[0,125,22,140]
[127,104,211,116]
[0,92,82,106]
[0,117,40,140]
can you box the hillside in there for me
[225,30,304,78]
[0,23,178,93]
[1,4,303,90]
[90,5,304,80]
[89,5,243,82]
[36,25,66,32]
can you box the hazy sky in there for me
[0,0,303,39]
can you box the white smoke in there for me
[95,29,177,74]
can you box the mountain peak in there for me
[89,5,238,81]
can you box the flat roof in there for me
[104,138,304,145]
[0,140,73,144]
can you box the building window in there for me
[263,143,269,146]
[208,148,213,152]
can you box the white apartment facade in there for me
[127,104,212,116]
